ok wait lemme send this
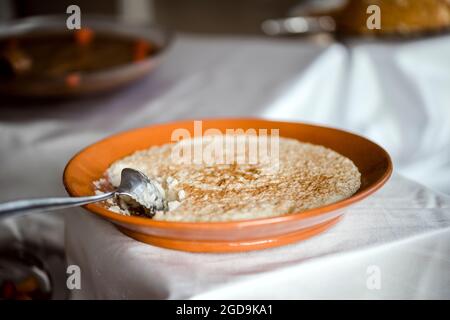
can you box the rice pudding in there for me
[94,135,361,222]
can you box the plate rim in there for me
[63,117,393,230]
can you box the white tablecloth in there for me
[1,34,450,299]
[66,174,450,299]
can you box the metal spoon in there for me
[0,168,167,219]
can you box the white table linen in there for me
[65,174,450,299]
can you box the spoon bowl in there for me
[115,168,167,216]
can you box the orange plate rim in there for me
[63,117,393,231]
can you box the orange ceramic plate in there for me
[63,119,392,253]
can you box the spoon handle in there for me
[0,192,115,219]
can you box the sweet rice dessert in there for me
[94,135,361,222]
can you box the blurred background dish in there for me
[0,15,172,97]
[0,243,60,300]
[263,0,450,38]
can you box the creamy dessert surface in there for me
[95,136,361,222]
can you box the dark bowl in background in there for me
[0,15,173,98]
